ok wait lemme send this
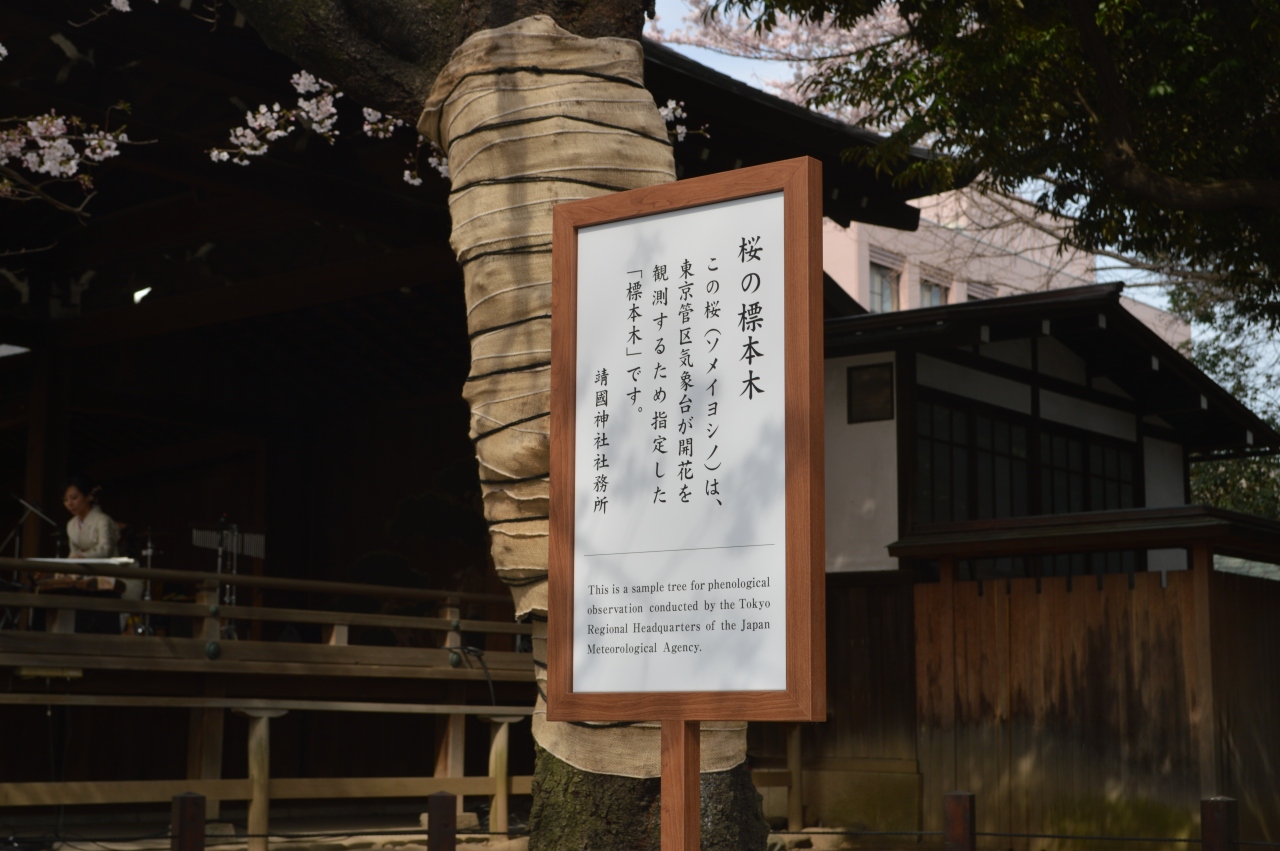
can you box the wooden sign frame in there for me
[548,157,825,724]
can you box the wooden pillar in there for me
[660,720,700,851]
[786,723,803,831]
[322,624,349,645]
[241,709,286,851]
[171,793,206,851]
[1191,545,1220,797]
[22,350,51,558]
[434,604,465,815]
[188,679,225,820]
[487,720,511,837]
[944,792,976,851]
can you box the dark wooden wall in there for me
[1210,570,1280,840]
[917,571,1206,841]
[751,573,919,828]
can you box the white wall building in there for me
[821,191,1191,348]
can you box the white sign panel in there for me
[572,192,787,693]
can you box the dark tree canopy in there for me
[229,0,652,122]
[722,0,1280,325]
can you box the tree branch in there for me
[1064,0,1280,212]
[229,0,652,122]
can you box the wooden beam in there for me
[0,631,533,672]
[749,770,792,788]
[0,779,252,807]
[52,242,461,349]
[0,555,511,605]
[0,590,533,635]
[0,652,534,681]
[887,505,1280,565]
[0,693,534,715]
[0,775,534,807]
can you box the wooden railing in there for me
[0,556,536,839]
[0,557,800,839]
[0,556,533,678]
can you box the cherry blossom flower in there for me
[209,73,343,164]
[0,109,133,212]
[212,70,438,187]
[656,99,703,143]
[362,107,403,140]
[290,71,322,95]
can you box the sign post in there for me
[549,157,825,850]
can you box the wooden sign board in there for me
[548,157,825,849]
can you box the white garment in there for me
[67,505,119,559]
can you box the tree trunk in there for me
[417,16,765,849]
[530,744,769,851]
[229,3,769,844]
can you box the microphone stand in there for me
[1,495,60,560]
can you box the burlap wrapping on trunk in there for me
[419,15,747,778]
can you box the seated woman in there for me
[63,478,119,560]
[61,478,136,632]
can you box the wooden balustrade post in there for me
[786,723,803,831]
[241,709,286,851]
[46,607,75,633]
[427,791,457,851]
[434,602,465,815]
[944,792,976,851]
[322,624,348,645]
[487,719,512,837]
[171,793,205,851]
[1202,797,1239,851]
[196,580,220,641]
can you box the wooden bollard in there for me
[427,791,457,851]
[171,793,206,851]
[1202,797,1239,851]
[944,792,976,851]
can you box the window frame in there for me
[920,279,950,308]
[868,261,901,313]
[912,385,1145,528]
